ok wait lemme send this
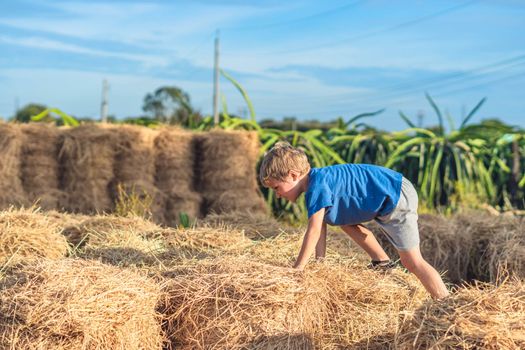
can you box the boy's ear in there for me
[289,170,300,180]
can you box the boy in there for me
[259,142,449,299]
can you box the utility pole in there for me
[213,30,220,125]
[100,79,109,123]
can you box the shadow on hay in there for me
[248,333,315,350]
[77,247,159,267]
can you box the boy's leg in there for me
[340,224,390,262]
[398,246,449,299]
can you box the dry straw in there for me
[369,212,525,284]
[154,127,202,224]
[454,212,525,283]
[160,257,329,350]
[61,213,161,245]
[0,123,28,209]
[0,207,69,266]
[199,210,287,240]
[159,256,427,350]
[197,130,267,215]
[20,123,65,210]
[59,124,117,213]
[396,278,525,349]
[111,125,165,222]
[0,259,165,350]
[159,226,252,263]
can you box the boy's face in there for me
[267,172,303,203]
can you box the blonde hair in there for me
[259,142,310,186]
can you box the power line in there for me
[306,53,525,106]
[178,31,215,62]
[258,65,525,117]
[261,53,525,110]
[226,0,480,57]
[222,0,366,31]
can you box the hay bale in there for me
[0,259,164,350]
[159,226,251,263]
[197,130,259,191]
[154,127,202,224]
[61,214,162,247]
[204,188,268,216]
[395,279,525,349]
[197,130,267,215]
[160,256,427,349]
[454,212,525,282]
[199,210,290,239]
[164,191,202,227]
[0,207,69,265]
[0,123,28,208]
[20,123,65,210]
[111,125,165,222]
[66,215,165,267]
[59,125,117,213]
[160,257,329,350]
[313,260,427,349]
[154,127,194,192]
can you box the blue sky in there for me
[0,0,524,130]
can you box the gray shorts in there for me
[374,177,420,251]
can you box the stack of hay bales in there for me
[197,130,267,215]
[0,207,69,266]
[111,125,164,222]
[396,278,525,349]
[154,127,202,226]
[20,123,65,210]
[0,259,164,350]
[59,125,117,213]
[0,123,28,209]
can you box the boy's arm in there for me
[293,208,325,270]
[315,221,327,260]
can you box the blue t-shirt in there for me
[304,164,402,225]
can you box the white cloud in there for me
[0,35,169,67]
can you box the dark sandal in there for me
[368,259,396,270]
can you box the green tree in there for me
[142,86,201,126]
[12,103,47,123]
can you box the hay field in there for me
[1,208,524,349]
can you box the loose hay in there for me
[0,207,69,265]
[396,278,525,349]
[0,259,164,350]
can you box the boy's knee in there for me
[400,255,426,273]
